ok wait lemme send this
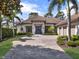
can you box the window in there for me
[63,26,66,29]
[26,26,32,32]
[59,27,61,29]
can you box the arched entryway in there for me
[35,26,42,34]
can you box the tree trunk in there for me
[12,19,15,37]
[7,20,9,28]
[0,20,2,41]
[67,0,71,41]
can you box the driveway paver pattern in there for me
[4,35,72,59]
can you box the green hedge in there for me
[17,32,32,37]
[57,35,79,47]
[71,35,79,41]
[2,28,16,39]
[57,36,68,45]
[67,41,76,47]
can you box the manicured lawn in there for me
[64,48,79,59]
[0,37,17,59]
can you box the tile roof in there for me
[46,17,61,24]
[17,15,61,25]
[56,13,79,26]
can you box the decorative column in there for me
[67,26,68,36]
[23,26,26,33]
[75,25,78,35]
[61,27,64,36]
[42,23,45,34]
[32,24,35,34]
[57,27,60,35]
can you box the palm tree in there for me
[8,10,21,37]
[44,12,53,17]
[0,0,21,40]
[55,11,65,20]
[48,0,78,41]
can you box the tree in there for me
[55,11,65,20]
[44,12,53,17]
[0,0,22,40]
[48,0,78,41]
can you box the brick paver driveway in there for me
[4,35,72,59]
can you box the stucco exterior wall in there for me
[57,26,77,36]
[57,27,64,36]
[32,22,45,34]
[17,24,32,33]
[45,24,54,26]
[71,28,75,35]
[76,21,79,35]
[63,29,67,35]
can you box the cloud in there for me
[17,2,46,20]
[20,2,43,15]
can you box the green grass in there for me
[64,48,79,59]
[0,37,17,59]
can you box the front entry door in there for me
[35,26,42,34]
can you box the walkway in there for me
[4,35,72,59]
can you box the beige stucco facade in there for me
[17,14,61,34]
[17,22,55,34]
[57,23,79,36]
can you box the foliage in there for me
[57,39,65,45]
[75,40,79,46]
[45,26,57,34]
[0,0,22,40]
[67,41,76,47]
[2,28,14,39]
[71,35,79,41]
[48,0,78,14]
[44,12,53,17]
[48,26,55,32]
[17,32,32,37]
[0,0,22,17]
[48,0,78,41]
[57,36,67,45]
[57,36,68,41]
[44,32,57,35]
[17,33,27,35]
[55,11,65,20]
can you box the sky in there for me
[17,0,79,20]
[17,0,49,20]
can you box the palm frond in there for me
[15,16,21,22]
[70,0,78,14]
[48,0,58,13]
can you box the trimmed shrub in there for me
[57,36,67,45]
[75,40,79,46]
[67,41,76,47]
[57,39,65,45]
[17,32,32,37]
[44,33,57,35]
[17,33,26,35]
[45,26,57,35]
[71,35,79,41]
[26,32,32,37]
[57,36,68,41]
[2,28,15,39]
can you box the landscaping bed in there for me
[57,35,79,59]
